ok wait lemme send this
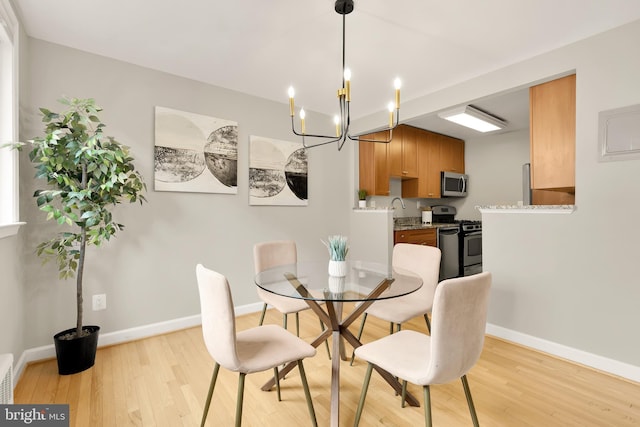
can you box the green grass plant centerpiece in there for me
[322,235,349,261]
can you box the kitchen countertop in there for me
[393,217,458,231]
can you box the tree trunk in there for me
[76,163,88,337]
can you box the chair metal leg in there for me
[200,363,220,427]
[396,323,401,333]
[235,373,246,427]
[461,375,480,427]
[274,367,281,401]
[295,313,300,337]
[424,313,431,333]
[258,303,268,326]
[353,363,374,427]
[423,385,432,427]
[350,313,367,365]
[297,360,318,427]
[283,313,288,331]
[320,320,331,359]
[389,322,394,335]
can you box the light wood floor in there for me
[15,307,640,426]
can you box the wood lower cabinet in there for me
[394,228,437,247]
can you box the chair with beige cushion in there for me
[254,240,330,357]
[351,243,441,364]
[353,271,492,427]
[196,264,317,427]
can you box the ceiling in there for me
[13,0,640,140]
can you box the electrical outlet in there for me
[92,294,106,311]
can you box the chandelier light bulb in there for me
[394,78,402,90]
[394,78,402,109]
[343,68,352,81]
[299,108,306,120]
[288,86,296,116]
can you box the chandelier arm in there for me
[346,108,400,142]
[290,117,342,140]
[303,136,344,149]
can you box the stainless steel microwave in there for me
[441,171,468,197]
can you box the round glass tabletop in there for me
[255,260,422,303]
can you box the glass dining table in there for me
[255,260,423,427]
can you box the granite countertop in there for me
[393,217,456,231]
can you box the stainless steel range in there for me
[432,206,483,280]
[459,220,483,277]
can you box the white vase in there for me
[358,200,367,208]
[328,275,346,293]
[328,260,347,277]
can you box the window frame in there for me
[0,0,23,239]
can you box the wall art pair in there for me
[153,106,307,206]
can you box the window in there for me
[0,0,22,239]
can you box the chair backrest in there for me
[425,271,492,385]
[196,264,242,371]
[253,240,297,274]
[392,243,442,306]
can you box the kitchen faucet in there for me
[390,197,406,209]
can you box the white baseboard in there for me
[486,323,640,383]
[13,307,638,387]
[13,301,264,385]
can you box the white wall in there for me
[359,20,640,370]
[456,129,531,220]
[0,234,25,360]
[15,18,640,378]
[20,38,353,348]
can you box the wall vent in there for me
[0,353,14,404]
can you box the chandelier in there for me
[287,0,401,151]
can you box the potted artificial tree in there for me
[25,97,147,375]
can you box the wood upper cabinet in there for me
[530,74,576,192]
[359,131,390,196]
[389,125,418,178]
[415,131,442,198]
[439,134,465,173]
[359,127,465,199]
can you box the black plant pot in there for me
[53,325,100,375]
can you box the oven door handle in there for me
[464,231,482,237]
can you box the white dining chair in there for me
[196,264,318,427]
[351,243,441,364]
[254,240,330,357]
[353,271,492,427]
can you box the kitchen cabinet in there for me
[411,131,465,198]
[389,125,419,179]
[439,134,465,173]
[529,74,575,203]
[359,131,390,196]
[359,126,465,199]
[394,228,437,247]
[412,131,441,198]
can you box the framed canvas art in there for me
[249,135,308,206]
[154,106,238,194]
